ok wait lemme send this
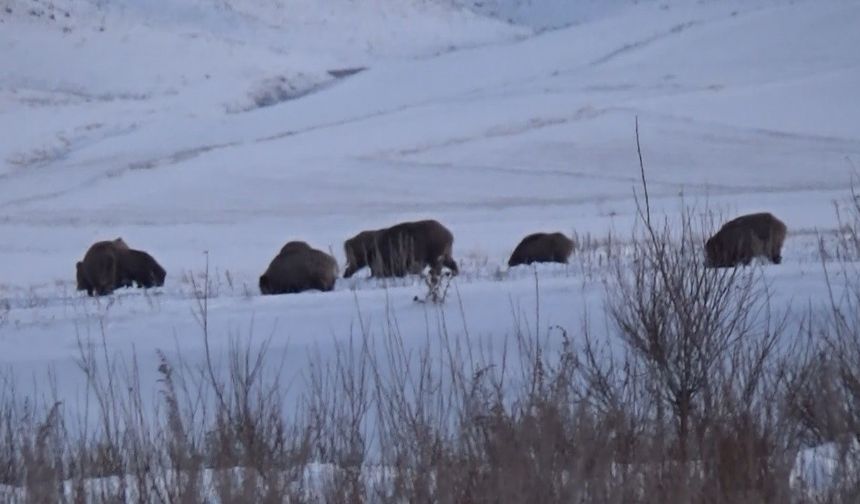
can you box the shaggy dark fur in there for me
[508,232,575,267]
[280,241,313,256]
[77,238,165,295]
[117,249,166,288]
[76,239,126,296]
[343,220,458,279]
[705,212,787,268]
[260,241,339,295]
[342,230,379,279]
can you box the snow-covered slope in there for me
[454,0,638,30]
[0,0,858,435]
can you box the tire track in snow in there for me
[638,109,860,147]
[588,21,701,67]
[0,93,455,212]
[390,106,608,157]
[0,16,709,193]
[0,10,707,191]
[0,6,834,216]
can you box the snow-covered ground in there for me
[1,1,859,480]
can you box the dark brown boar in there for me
[76,239,127,296]
[705,212,787,268]
[117,249,166,288]
[260,241,338,295]
[343,220,458,279]
[508,232,574,267]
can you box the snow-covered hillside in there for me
[1,0,859,445]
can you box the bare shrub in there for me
[0,263,855,502]
[576,120,802,502]
[4,132,860,503]
[833,175,860,261]
[0,297,9,327]
[589,211,801,502]
[787,203,860,499]
[569,230,623,280]
[817,265,860,444]
[413,270,453,304]
[608,208,760,450]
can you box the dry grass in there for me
[1,140,859,503]
[832,175,860,261]
[1,210,858,503]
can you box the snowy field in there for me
[1,0,859,458]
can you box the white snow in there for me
[1,0,859,476]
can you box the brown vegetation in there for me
[19,132,857,501]
[6,202,860,502]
